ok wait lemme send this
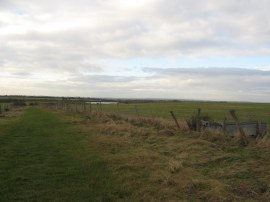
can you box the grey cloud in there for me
[1,1,270,101]
[12,71,32,76]
[1,0,270,59]
[140,67,270,102]
[70,74,139,84]
[151,0,270,53]
[144,67,270,77]
[2,67,270,102]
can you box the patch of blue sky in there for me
[104,55,270,75]
[15,10,27,16]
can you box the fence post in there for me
[117,102,120,114]
[0,104,2,114]
[229,110,248,145]
[83,102,86,111]
[196,108,201,132]
[134,105,139,117]
[170,111,180,129]
[223,117,227,135]
[256,121,261,138]
[89,102,92,112]
[66,100,69,110]
[99,101,102,112]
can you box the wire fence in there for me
[55,101,270,123]
[1,98,268,136]
[51,100,269,134]
[0,103,12,114]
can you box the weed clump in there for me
[168,158,183,173]
[186,114,212,131]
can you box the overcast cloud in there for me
[1,0,270,102]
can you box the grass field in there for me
[73,101,270,125]
[0,107,129,201]
[1,104,270,201]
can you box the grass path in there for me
[0,107,127,201]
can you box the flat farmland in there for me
[87,101,270,124]
[1,102,270,201]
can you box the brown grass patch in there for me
[58,108,270,201]
[100,122,133,136]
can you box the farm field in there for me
[77,101,270,125]
[1,104,270,201]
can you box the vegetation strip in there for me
[1,106,270,201]
[0,107,127,201]
[78,111,270,201]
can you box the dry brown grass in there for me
[0,107,24,126]
[60,109,270,201]
[114,114,190,132]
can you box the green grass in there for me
[1,105,270,201]
[0,107,129,201]
[84,101,270,124]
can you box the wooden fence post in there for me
[256,121,261,138]
[223,117,227,135]
[99,101,102,112]
[196,108,201,132]
[170,111,181,129]
[67,100,70,110]
[0,104,2,114]
[117,102,120,114]
[229,110,248,145]
[135,105,139,117]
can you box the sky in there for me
[1,0,270,102]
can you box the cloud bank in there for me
[1,0,270,102]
